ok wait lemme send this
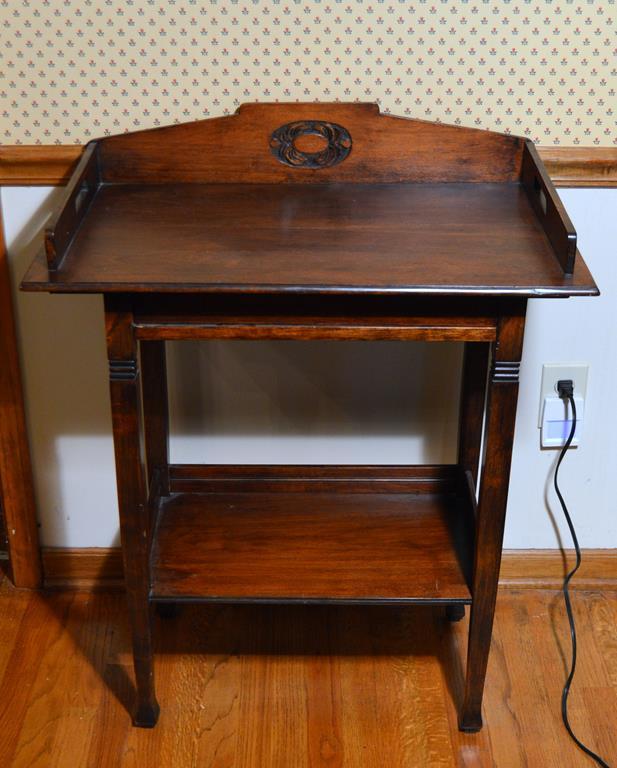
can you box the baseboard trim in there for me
[1,145,617,188]
[42,547,124,591]
[41,547,617,592]
[499,549,617,590]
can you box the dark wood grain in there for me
[97,102,524,185]
[104,296,159,727]
[0,208,42,588]
[135,317,496,342]
[43,143,99,270]
[134,293,498,341]
[0,501,7,555]
[140,341,170,496]
[4,143,616,189]
[22,182,597,297]
[457,343,490,488]
[150,485,474,604]
[21,104,592,282]
[521,140,577,274]
[168,464,460,495]
[460,304,527,732]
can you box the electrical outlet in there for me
[538,364,589,428]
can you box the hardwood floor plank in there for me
[501,593,570,768]
[234,606,311,768]
[587,591,617,687]
[80,593,134,767]
[86,661,131,768]
[441,614,495,767]
[398,610,456,767]
[0,593,72,766]
[337,608,404,768]
[10,593,117,768]
[305,625,344,767]
[576,688,617,765]
[160,605,241,768]
[263,608,311,768]
[0,578,615,767]
[0,577,30,683]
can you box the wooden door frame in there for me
[0,143,614,590]
[0,205,41,587]
[0,147,83,588]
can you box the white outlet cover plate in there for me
[538,364,589,428]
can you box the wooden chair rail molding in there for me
[41,547,617,592]
[1,144,616,187]
[540,147,617,188]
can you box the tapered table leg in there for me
[458,341,490,488]
[140,340,170,496]
[459,307,526,732]
[105,297,159,728]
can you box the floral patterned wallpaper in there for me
[0,0,615,146]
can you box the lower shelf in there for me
[150,465,475,604]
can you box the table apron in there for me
[133,320,497,342]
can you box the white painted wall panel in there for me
[505,189,617,548]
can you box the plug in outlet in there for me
[538,364,588,447]
[538,364,588,427]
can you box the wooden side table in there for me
[22,103,598,730]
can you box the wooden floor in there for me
[0,573,615,767]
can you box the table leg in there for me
[140,340,170,496]
[459,309,525,732]
[458,341,490,488]
[105,298,159,728]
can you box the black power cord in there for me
[554,379,611,767]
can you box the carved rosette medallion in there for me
[270,120,352,169]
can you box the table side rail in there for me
[44,142,100,270]
[167,463,461,494]
[521,140,577,275]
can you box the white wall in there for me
[505,189,617,548]
[2,186,615,549]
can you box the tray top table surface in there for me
[23,180,597,297]
[21,102,598,299]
